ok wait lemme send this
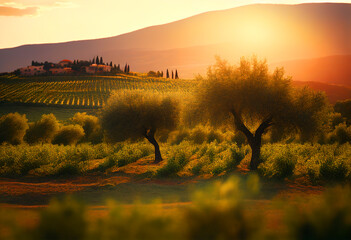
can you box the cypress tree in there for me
[172,70,174,79]
[110,61,112,67]
[124,64,127,73]
[127,65,130,73]
[117,64,121,71]
[96,56,99,65]
[175,70,179,79]
[166,69,169,78]
[100,57,103,65]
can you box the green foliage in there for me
[0,113,28,145]
[156,142,196,177]
[91,203,177,240]
[0,143,114,177]
[192,56,329,141]
[25,113,60,144]
[286,186,351,240]
[194,142,246,175]
[71,112,102,143]
[327,123,351,144]
[102,90,179,143]
[185,175,263,240]
[2,177,351,240]
[334,99,351,124]
[35,197,87,240]
[258,143,351,183]
[53,125,85,145]
[258,144,298,179]
[106,142,153,167]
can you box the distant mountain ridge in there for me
[292,80,351,104]
[273,55,351,86]
[0,3,350,79]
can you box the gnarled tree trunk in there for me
[144,128,163,163]
[231,110,272,170]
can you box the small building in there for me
[59,59,72,67]
[85,64,111,74]
[19,65,45,76]
[50,67,72,75]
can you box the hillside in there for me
[292,80,351,104]
[0,3,350,78]
[274,55,351,86]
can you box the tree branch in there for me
[231,109,254,143]
[255,116,273,137]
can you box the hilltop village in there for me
[15,56,179,79]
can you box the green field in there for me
[0,75,196,109]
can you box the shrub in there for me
[25,114,60,144]
[35,197,87,240]
[53,125,85,145]
[168,129,190,145]
[105,142,153,168]
[71,112,102,143]
[0,113,28,145]
[328,123,351,144]
[189,126,208,144]
[286,186,351,240]
[258,144,297,179]
[319,157,348,181]
[184,176,263,240]
[225,145,246,171]
[156,142,195,177]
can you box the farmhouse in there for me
[19,66,46,76]
[85,64,111,74]
[59,59,72,67]
[49,67,72,75]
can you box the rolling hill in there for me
[273,55,351,86]
[292,80,351,104]
[0,3,350,78]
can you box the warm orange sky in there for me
[0,0,350,49]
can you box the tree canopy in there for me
[195,56,329,169]
[101,90,179,162]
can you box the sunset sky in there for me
[0,0,350,49]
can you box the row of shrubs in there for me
[258,143,351,183]
[2,176,351,240]
[0,112,101,146]
[3,111,351,147]
[2,137,351,182]
[156,141,248,177]
[0,143,114,177]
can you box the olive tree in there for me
[101,90,179,163]
[26,114,60,144]
[71,112,102,143]
[0,113,28,145]
[195,57,329,170]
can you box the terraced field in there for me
[0,75,196,108]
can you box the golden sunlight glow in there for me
[0,0,350,49]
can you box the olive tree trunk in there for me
[144,128,163,163]
[231,110,272,170]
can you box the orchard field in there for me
[0,74,196,109]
